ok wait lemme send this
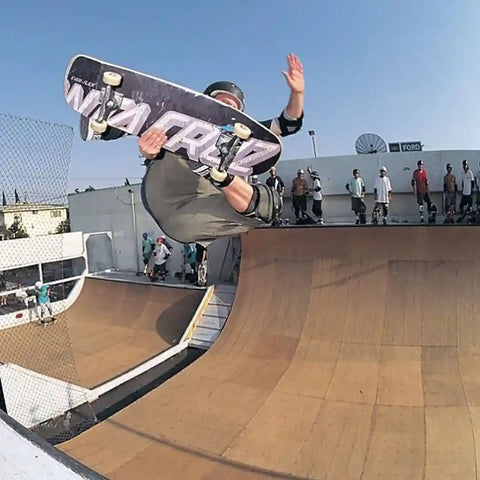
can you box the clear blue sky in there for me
[2,0,480,192]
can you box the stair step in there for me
[200,315,223,329]
[204,304,231,318]
[210,292,235,306]
[191,325,221,343]
[215,284,236,294]
[189,339,214,350]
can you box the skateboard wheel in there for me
[233,123,251,140]
[102,71,122,87]
[210,167,228,182]
[90,119,108,134]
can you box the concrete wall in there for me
[68,150,480,274]
[68,186,238,281]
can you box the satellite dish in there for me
[355,133,388,154]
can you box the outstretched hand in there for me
[282,54,304,94]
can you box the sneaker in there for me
[318,218,324,225]
[355,218,360,225]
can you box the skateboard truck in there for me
[215,123,252,173]
[90,71,124,137]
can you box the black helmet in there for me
[446,163,452,170]
[203,81,245,111]
[353,168,360,175]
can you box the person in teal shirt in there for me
[141,232,155,274]
[35,281,54,323]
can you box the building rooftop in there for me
[0,203,67,213]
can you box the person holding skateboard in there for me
[151,237,171,282]
[345,168,366,224]
[35,281,55,325]
[139,54,304,244]
[443,163,457,217]
[411,160,433,223]
[373,167,392,225]
[459,159,475,218]
[141,232,155,275]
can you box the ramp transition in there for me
[0,278,204,389]
[60,226,480,479]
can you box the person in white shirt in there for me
[308,168,323,224]
[345,168,366,224]
[373,166,392,225]
[475,160,480,205]
[152,237,171,281]
[459,159,475,215]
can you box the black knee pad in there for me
[243,184,282,224]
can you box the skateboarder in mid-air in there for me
[139,54,305,244]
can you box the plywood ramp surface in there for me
[61,227,480,479]
[0,278,203,388]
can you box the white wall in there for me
[258,150,480,222]
[69,186,238,281]
[0,232,84,271]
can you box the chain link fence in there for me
[0,112,97,443]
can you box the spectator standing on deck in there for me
[459,160,475,215]
[373,166,392,225]
[475,160,480,205]
[183,243,197,279]
[0,272,6,307]
[141,232,155,275]
[195,243,208,286]
[266,167,285,204]
[411,160,433,223]
[35,281,55,324]
[152,237,171,281]
[16,285,37,322]
[443,163,457,216]
[291,169,308,222]
[307,167,323,224]
[346,169,367,224]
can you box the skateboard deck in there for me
[38,318,56,327]
[64,55,282,176]
[197,262,207,287]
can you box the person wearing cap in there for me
[141,232,155,275]
[459,160,475,216]
[307,166,323,224]
[475,160,480,205]
[443,163,457,216]
[35,281,55,324]
[346,169,366,224]
[151,237,171,282]
[411,160,433,223]
[373,166,392,225]
[291,169,309,222]
[265,167,285,200]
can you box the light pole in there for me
[128,188,140,275]
[308,130,318,158]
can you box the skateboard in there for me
[427,204,437,224]
[64,55,282,176]
[197,262,207,287]
[38,318,56,327]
